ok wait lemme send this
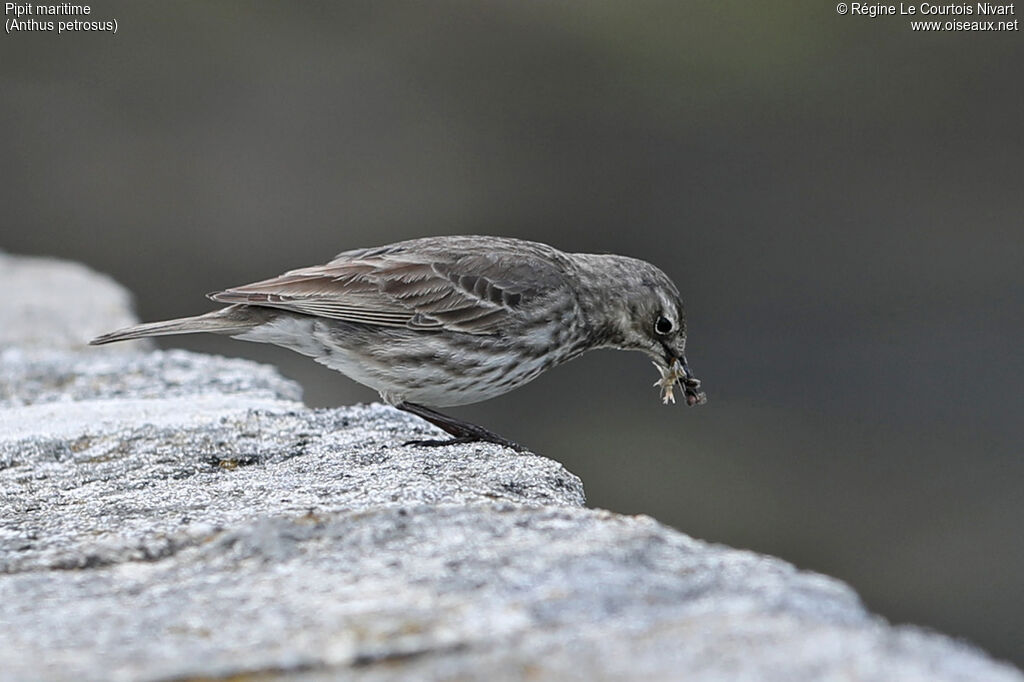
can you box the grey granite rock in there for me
[0,251,150,353]
[0,254,1020,682]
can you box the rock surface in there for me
[0,253,1020,682]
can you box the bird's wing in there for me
[208,241,572,335]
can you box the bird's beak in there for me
[661,344,706,407]
[679,356,706,406]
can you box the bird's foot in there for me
[395,401,529,453]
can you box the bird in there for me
[90,236,706,451]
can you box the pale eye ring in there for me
[654,316,674,335]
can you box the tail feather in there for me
[89,307,260,345]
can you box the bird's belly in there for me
[235,315,556,408]
[318,336,554,408]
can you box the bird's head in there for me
[576,254,706,406]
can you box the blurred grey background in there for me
[2,0,1021,666]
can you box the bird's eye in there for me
[655,316,674,335]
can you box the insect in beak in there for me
[652,357,706,406]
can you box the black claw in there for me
[403,437,471,448]
[403,435,528,453]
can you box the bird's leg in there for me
[395,402,528,453]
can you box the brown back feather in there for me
[208,237,575,335]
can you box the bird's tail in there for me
[89,306,262,345]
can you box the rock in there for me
[0,254,1020,682]
[0,251,150,353]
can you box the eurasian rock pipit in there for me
[92,236,705,451]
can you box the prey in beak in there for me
[652,355,706,406]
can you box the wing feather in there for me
[208,237,574,335]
